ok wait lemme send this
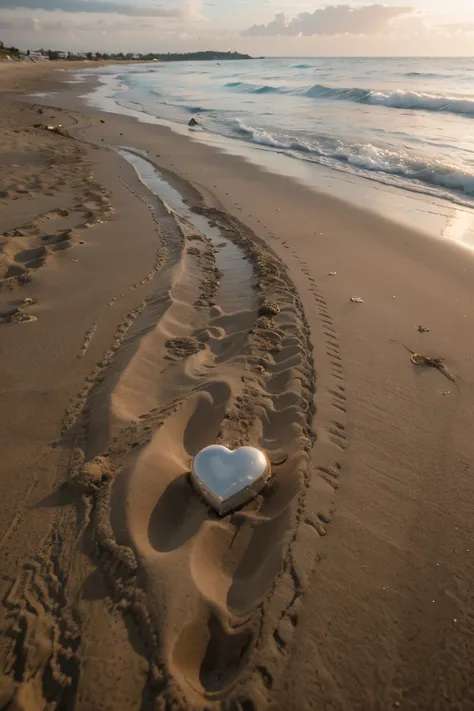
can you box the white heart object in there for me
[191,445,271,515]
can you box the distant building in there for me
[28,51,48,60]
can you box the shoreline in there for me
[82,63,474,249]
[31,67,474,257]
[1,62,474,711]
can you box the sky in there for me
[1,0,474,55]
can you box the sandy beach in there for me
[1,62,473,711]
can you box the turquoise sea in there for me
[82,57,474,209]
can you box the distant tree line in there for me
[35,49,251,62]
[1,41,252,62]
[136,51,252,62]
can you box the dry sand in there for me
[0,62,473,711]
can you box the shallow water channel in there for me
[118,149,256,315]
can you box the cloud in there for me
[185,0,204,19]
[0,0,181,16]
[0,16,41,29]
[0,14,129,31]
[243,4,415,36]
[441,22,474,34]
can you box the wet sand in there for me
[1,62,473,711]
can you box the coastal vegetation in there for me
[0,42,251,62]
[0,40,20,59]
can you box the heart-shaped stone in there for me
[191,445,271,515]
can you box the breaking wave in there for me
[230,120,474,200]
[234,119,310,152]
[225,79,474,117]
[304,85,474,115]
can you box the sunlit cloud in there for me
[243,4,416,36]
[0,0,473,53]
[441,22,474,35]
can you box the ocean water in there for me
[83,57,474,210]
